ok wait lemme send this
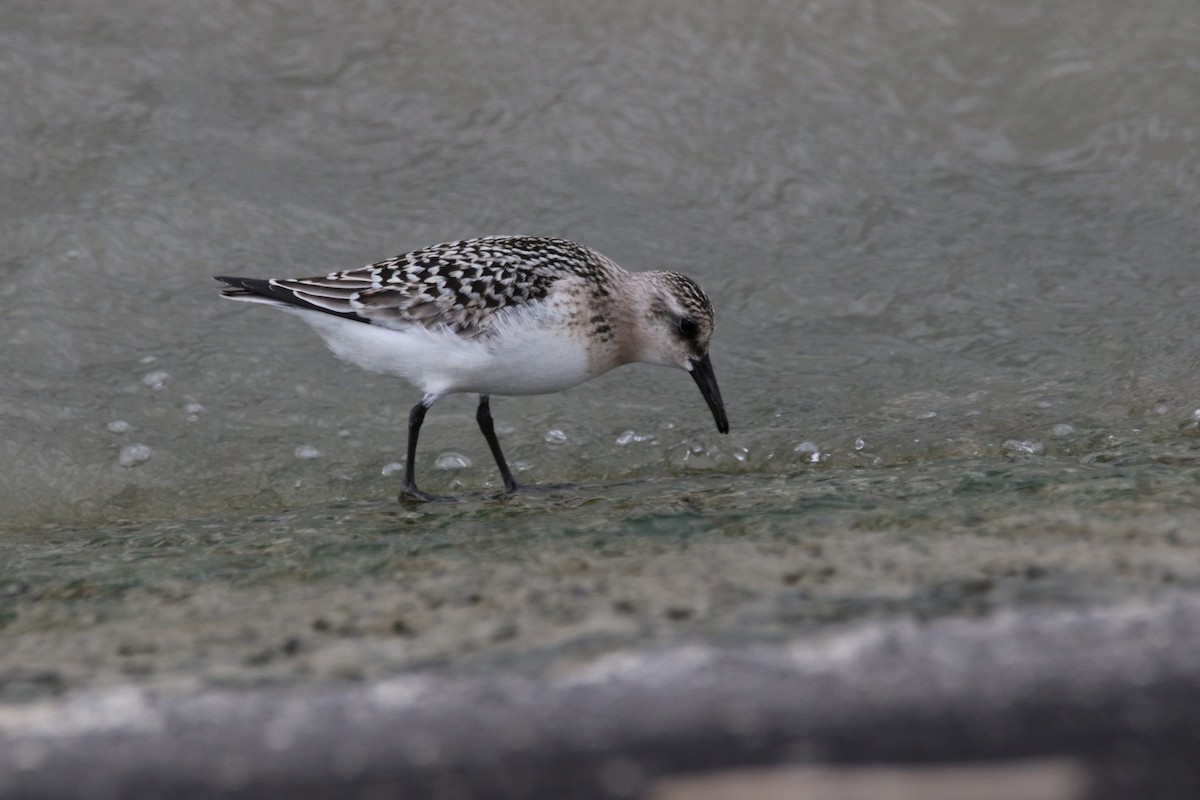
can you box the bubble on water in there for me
[1003,439,1044,455]
[916,411,938,419]
[139,356,157,365]
[118,444,152,467]
[294,445,321,459]
[794,441,822,463]
[512,460,531,473]
[1051,423,1076,437]
[141,370,170,390]
[545,429,568,444]
[107,420,133,434]
[337,429,351,438]
[184,402,205,415]
[435,452,472,470]
[854,437,866,451]
[1193,408,1200,420]
[381,462,405,477]
[732,446,749,462]
[615,430,652,446]
[1154,403,1170,415]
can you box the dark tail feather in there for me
[213,275,366,321]
[214,275,274,298]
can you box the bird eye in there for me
[678,318,699,338]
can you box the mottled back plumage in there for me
[223,236,621,339]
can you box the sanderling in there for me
[215,236,728,501]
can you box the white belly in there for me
[279,306,595,397]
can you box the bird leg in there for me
[400,396,452,502]
[476,395,521,494]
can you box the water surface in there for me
[2,0,1199,697]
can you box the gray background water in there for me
[2,1,1199,696]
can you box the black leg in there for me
[400,397,450,502]
[476,395,520,493]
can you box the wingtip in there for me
[214,276,272,296]
[214,276,268,300]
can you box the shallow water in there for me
[2,0,1200,696]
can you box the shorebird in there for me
[215,236,728,500]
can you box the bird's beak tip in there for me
[688,353,729,435]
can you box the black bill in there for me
[689,353,730,434]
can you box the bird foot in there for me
[399,485,456,503]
